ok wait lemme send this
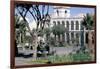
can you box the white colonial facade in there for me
[49,6,88,46]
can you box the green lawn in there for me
[29,52,92,64]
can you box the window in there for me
[65,10,67,13]
[53,21,56,26]
[76,33,79,44]
[80,21,84,30]
[71,32,74,43]
[67,33,70,44]
[71,21,74,30]
[57,9,59,16]
[76,21,79,30]
[62,21,65,27]
[66,21,69,30]
[57,21,60,25]
[86,33,88,43]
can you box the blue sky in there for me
[15,5,95,23]
[70,7,95,16]
[48,6,95,16]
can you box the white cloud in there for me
[19,17,37,30]
[29,20,37,30]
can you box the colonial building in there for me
[49,6,94,46]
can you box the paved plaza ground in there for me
[15,46,81,65]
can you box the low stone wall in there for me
[50,46,80,56]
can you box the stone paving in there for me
[15,46,81,66]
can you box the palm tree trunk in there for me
[88,31,94,53]
[80,26,85,51]
[55,34,56,41]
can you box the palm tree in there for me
[82,13,93,30]
[81,13,94,51]
[44,28,51,41]
[15,16,20,56]
[15,16,27,51]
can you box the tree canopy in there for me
[82,13,94,30]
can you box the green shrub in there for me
[48,55,73,63]
[72,52,92,62]
[32,52,92,64]
[47,52,92,63]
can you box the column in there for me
[79,32,81,46]
[79,21,81,30]
[69,33,71,45]
[79,21,81,46]
[84,28,86,46]
[74,32,76,45]
[74,21,76,31]
[56,35,58,41]
[65,32,66,41]
[60,21,62,41]
[65,21,66,28]
[69,21,71,31]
